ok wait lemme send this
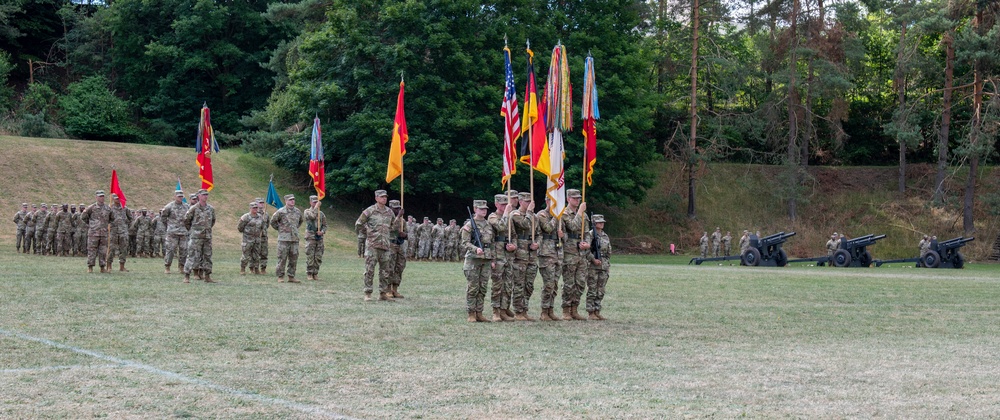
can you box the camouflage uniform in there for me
[23,206,36,254]
[161,193,191,272]
[584,215,612,318]
[303,196,327,279]
[511,192,539,319]
[271,195,303,281]
[355,191,400,298]
[128,211,140,257]
[108,199,133,267]
[76,204,88,256]
[826,234,838,257]
[560,190,589,319]
[237,204,266,273]
[722,232,732,257]
[919,235,931,257]
[711,228,722,258]
[699,233,709,258]
[406,217,418,259]
[256,199,271,273]
[357,229,367,258]
[131,210,152,257]
[462,200,496,320]
[488,194,516,318]
[536,205,563,318]
[81,193,114,270]
[417,218,432,260]
[34,206,48,255]
[739,231,750,255]
[45,206,58,256]
[13,204,28,252]
[54,206,74,257]
[182,192,217,279]
[444,220,459,262]
[431,219,445,260]
[151,213,165,257]
[387,200,407,296]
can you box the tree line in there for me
[0,0,997,232]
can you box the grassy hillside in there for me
[598,160,1000,261]
[0,135,358,251]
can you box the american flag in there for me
[501,46,521,188]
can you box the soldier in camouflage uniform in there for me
[161,190,190,274]
[723,231,732,257]
[699,232,708,258]
[488,192,517,322]
[34,204,49,255]
[417,217,432,260]
[462,199,499,323]
[108,194,133,272]
[68,205,77,255]
[271,194,303,283]
[739,230,750,255]
[128,209,140,257]
[584,214,612,320]
[560,189,590,321]
[431,218,445,261]
[536,197,563,321]
[444,219,459,262]
[13,203,28,252]
[23,204,36,254]
[151,211,165,257]
[405,216,418,259]
[256,198,271,274]
[237,202,265,275]
[55,204,74,257]
[826,233,838,258]
[44,203,58,256]
[387,199,407,298]
[511,191,539,321]
[76,203,88,256]
[81,191,114,272]
[919,235,931,258]
[131,208,152,257]
[711,227,722,258]
[355,190,401,300]
[182,189,216,283]
[304,195,328,281]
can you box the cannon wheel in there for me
[953,252,965,269]
[774,249,788,267]
[922,250,941,268]
[832,249,852,267]
[859,251,873,267]
[743,248,761,266]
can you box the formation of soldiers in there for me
[699,227,733,258]
[357,215,463,263]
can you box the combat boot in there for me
[100,265,108,273]
[595,310,607,321]
[499,309,515,322]
[277,276,285,283]
[379,292,394,301]
[164,265,170,274]
[468,311,477,323]
[194,269,204,280]
[119,262,128,272]
[571,307,587,321]
[251,267,259,275]
[492,308,503,322]
[204,273,215,283]
[240,265,246,276]
[539,308,553,321]
[588,311,600,321]
[311,274,320,281]
[391,285,404,299]
[514,312,529,321]
[475,311,491,322]
[364,292,373,301]
[87,266,93,273]
[288,277,300,283]
[260,268,267,274]
[505,308,516,319]
[522,311,536,322]
[183,273,190,283]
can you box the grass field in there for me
[3,244,1000,418]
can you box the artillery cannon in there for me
[874,236,974,269]
[788,234,887,267]
[689,231,796,267]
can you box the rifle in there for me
[589,212,601,261]
[466,207,484,250]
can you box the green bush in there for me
[58,75,141,142]
[0,51,13,112]
[19,83,59,117]
[17,113,66,139]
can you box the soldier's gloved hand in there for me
[529,243,539,251]
[579,202,587,214]
[505,243,517,252]
[580,242,590,250]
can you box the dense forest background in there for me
[1,0,998,232]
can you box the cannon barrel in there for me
[938,236,974,248]
[759,231,796,245]
[845,234,886,247]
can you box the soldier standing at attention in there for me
[445,219,459,262]
[560,189,590,321]
[304,195,327,281]
[237,202,265,275]
[271,194,303,283]
[355,190,399,301]
[161,190,190,274]
[536,197,563,321]
[431,218,446,261]
[417,216,432,260]
[76,204,87,256]
[699,231,708,259]
[256,198,271,274]
[917,235,929,257]
[584,214,612,320]
[511,191,539,321]
[128,209,140,258]
[34,204,49,255]
[108,194,133,272]
[488,193,517,322]
[24,204,36,254]
[405,216,418,259]
[739,230,750,255]
[131,209,151,257]
[55,204,74,257]
[13,203,28,252]
[723,231,732,257]
[387,199,407,298]
[182,189,216,283]
[826,233,838,258]
[463,199,498,323]
[45,203,59,255]
[151,210,165,257]
[68,205,78,255]
[711,227,722,258]
[81,191,114,273]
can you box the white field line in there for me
[0,327,355,420]
[0,364,121,374]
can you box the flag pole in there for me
[399,71,406,232]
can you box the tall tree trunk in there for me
[934,28,955,205]
[963,8,986,235]
[687,0,699,219]
[786,0,801,221]
[895,22,908,193]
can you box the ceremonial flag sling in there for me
[195,104,220,192]
[309,116,326,200]
[500,46,522,188]
[545,44,570,219]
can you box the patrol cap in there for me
[423,216,429,220]
[32,204,37,208]
[309,195,319,203]
[518,192,531,201]
[250,202,258,208]
[449,219,456,223]
[197,189,209,196]
[374,190,387,197]
[567,189,582,198]
[174,190,185,197]
[140,207,148,212]
[494,194,508,204]
[507,189,519,197]
[21,203,27,207]
[437,218,443,223]
[592,214,606,223]
[96,190,105,197]
[473,199,488,209]
[110,193,118,199]
[79,203,85,208]
[284,194,295,201]
[41,203,47,208]
[256,197,265,203]
[388,200,401,209]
